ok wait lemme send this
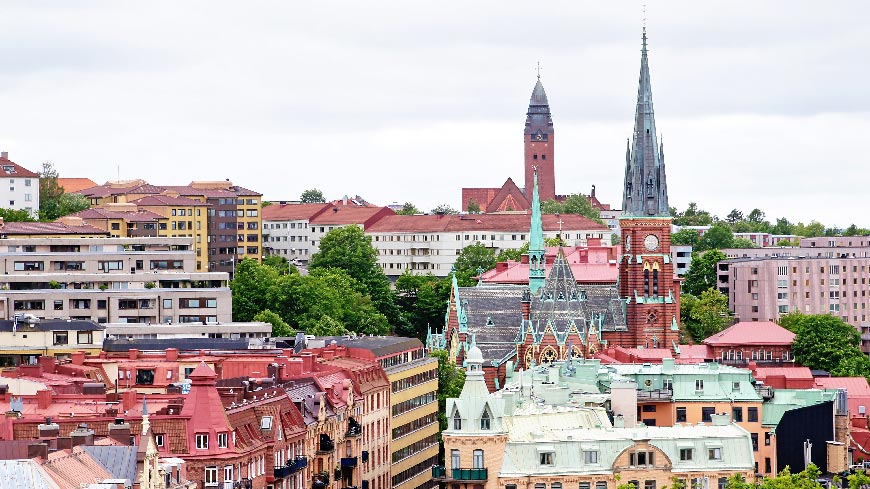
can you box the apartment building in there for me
[0,152,40,219]
[367,213,610,279]
[127,195,210,270]
[262,203,327,263]
[0,318,104,366]
[0,236,231,325]
[0,217,107,239]
[310,205,395,257]
[70,206,167,238]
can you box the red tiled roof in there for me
[814,376,870,396]
[57,178,98,193]
[754,366,814,380]
[366,213,608,233]
[163,184,261,198]
[0,221,108,236]
[309,206,394,226]
[263,203,330,221]
[0,156,39,178]
[462,187,501,212]
[130,195,209,207]
[485,177,530,212]
[703,321,795,346]
[41,446,114,489]
[482,246,618,284]
[67,208,164,221]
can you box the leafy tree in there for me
[395,202,420,215]
[431,203,459,215]
[56,192,90,218]
[726,465,824,489]
[672,202,714,226]
[731,237,757,248]
[671,229,699,247]
[542,195,602,223]
[253,309,294,337]
[263,255,295,274]
[544,236,566,247]
[772,217,794,235]
[775,238,797,247]
[453,242,497,286]
[725,209,743,224]
[37,162,88,221]
[300,188,326,203]
[497,242,529,262]
[680,289,730,343]
[230,258,282,322]
[310,225,405,330]
[696,223,734,251]
[431,349,466,435]
[0,208,37,222]
[541,199,562,214]
[791,314,870,378]
[683,249,726,296]
[394,271,450,340]
[746,208,765,224]
[794,220,825,238]
[610,233,621,245]
[466,198,481,214]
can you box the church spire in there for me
[622,28,669,217]
[525,73,556,204]
[528,169,546,294]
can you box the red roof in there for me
[263,203,330,221]
[57,178,98,193]
[366,213,608,233]
[309,206,394,227]
[703,321,795,346]
[0,155,39,178]
[814,377,870,396]
[753,366,815,388]
[0,221,108,236]
[482,246,618,284]
[130,195,209,207]
[68,208,164,221]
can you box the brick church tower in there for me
[524,76,556,203]
[616,29,681,348]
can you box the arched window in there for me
[453,411,462,430]
[652,269,659,296]
[643,269,650,296]
[480,409,491,430]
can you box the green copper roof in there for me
[528,169,546,294]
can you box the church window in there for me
[653,269,659,296]
[453,411,462,430]
[557,291,565,301]
[643,269,650,296]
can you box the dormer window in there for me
[195,433,208,449]
[261,416,273,430]
[480,410,491,430]
[453,411,462,430]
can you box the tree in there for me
[791,314,870,378]
[772,217,794,235]
[431,203,459,215]
[672,202,714,226]
[263,255,294,274]
[230,258,282,322]
[671,229,699,247]
[680,289,730,343]
[395,272,451,340]
[541,195,602,223]
[38,162,88,221]
[466,198,481,214]
[310,225,405,330]
[431,349,466,435]
[253,309,294,337]
[55,192,89,218]
[794,220,825,238]
[696,223,734,251]
[496,242,529,262]
[395,202,420,215]
[453,242,497,286]
[300,188,326,203]
[544,236,566,247]
[725,209,743,224]
[683,249,726,296]
[726,465,824,489]
[0,208,36,222]
[731,237,757,248]
[610,233,621,245]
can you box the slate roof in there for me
[81,446,137,483]
[457,284,527,364]
[527,252,593,337]
[102,338,249,351]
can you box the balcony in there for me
[346,417,362,438]
[232,480,252,489]
[431,466,488,482]
[274,456,307,479]
[317,435,335,454]
[755,385,774,400]
[313,472,330,489]
[341,457,358,468]
[636,388,672,401]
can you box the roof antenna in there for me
[536,61,541,80]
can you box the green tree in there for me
[794,220,825,238]
[791,314,870,378]
[671,229,700,247]
[309,225,404,330]
[431,349,466,435]
[394,271,450,340]
[395,202,420,215]
[431,203,459,215]
[610,233,621,245]
[731,237,757,248]
[725,209,743,224]
[497,242,529,262]
[681,289,730,343]
[672,202,714,226]
[541,199,562,214]
[38,162,71,221]
[544,236,566,247]
[696,223,734,251]
[772,217,794,235]
[453,242,497,286]
[230,258,282,322]
[683,250,726,296]
[253,309,294,337]
[466,198,481,214]
[542,195,602,223]
[0,208,37,222]
[300,188,326,203]
[263,255,294,274]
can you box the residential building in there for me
[0,218,108,238]
[0,236,232,326]
[105,321,272,342]
[68,206,167,238]
[437,346,755,489]
[672,244,692,276]
[367,212,610,279]
[127,195,210,270]
[0,318,104,366]
[0,151,40,219]
[310,205,395,257]
[702,321,796,366]
[262,203,328,263]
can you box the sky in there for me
[0,1,868,228]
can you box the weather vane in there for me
[642,4,647,29]
[536,61,541,80]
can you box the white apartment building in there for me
[0,152,40,219]
[0,235,231,324]
[366,213,611,278]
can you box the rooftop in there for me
[703,321,795,346]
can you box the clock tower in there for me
[524,75,556,203]
[614,29,680,349]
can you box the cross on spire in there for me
[536,61,541,80]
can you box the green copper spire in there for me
[528,168,546,294]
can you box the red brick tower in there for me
[613,29,680,348]
[524,75,555,203]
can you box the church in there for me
[430,30,681,391]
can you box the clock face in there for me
[644,234,660,251]
[625,235,631,252]
[536,134,543,141]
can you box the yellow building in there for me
[64,205,167,238]
[0,318,104,366]
[129,195,209,270]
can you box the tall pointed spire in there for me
[622,28,669,217]
[528,169,546,294]
[525,73,556,204]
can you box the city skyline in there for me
[1,2,868,227]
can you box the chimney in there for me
[108,418,132,445]
[70,424,95,447]
[37,356,57,374]
[165,348,179,361]
[300,353,315,373]
[0,151,7,159]
[322,349,335,361]
[70,351,86,365]
[38,418,60,439]
[27,443,48,460]
[121,390,137,412]
[287,358,303,377]
[56,437,72,450]
[36,389,52,410]
[521,289,531,321]
[17,364,43,379]
[129,349,139,360]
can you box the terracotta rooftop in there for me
[703,321,795,346]
[0,221,108,236]
[129,195,209,207]
[66,208,165,221]
[309,206,394,226]
[0,155,39,178]
[263,203,330,221]
[366,213,608,233]
[57,178,98,193]
[481,246,618,284]
[163,184,261,198]
[41,446,114,489]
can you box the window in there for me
[679,448,693,461]
[136,369,155,385]
[218,432,228,448]
[748,407,758,422]
[539,452,554,465]
[480,410,491,430]
[645,481,656,489]
[676,407,687,422]
[472,449,484,469]
[695,379,704,391]
[708,447,722,460]
[13,261,43,271]
[453,411,461,430]
[196,434,209,449]
[701,407,715,422]
[53,331,69,345]
[629,451,654,468]
[451,449,460,469]
[77,331,93,344]
[751,433,758,451]
[732,407,743,422]
[204,466,218,486]
[155,434,164,447]
[596,483,607,489]
[583,450,599,464]
[260,416,273,430]
[163,299,172,309]
[642,405,656,412]
[765,432,772,446]
[54,300,63,311]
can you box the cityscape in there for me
[1,3,870,489]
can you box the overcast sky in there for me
[1,1,868,227]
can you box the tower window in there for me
[542,154,547,160]
[644,269,650,296]
[533,154,538,160]
[653,269,659,296]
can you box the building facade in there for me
[0,152,40,219]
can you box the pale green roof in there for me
[761,389,836,428]
[609,362,762,402]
